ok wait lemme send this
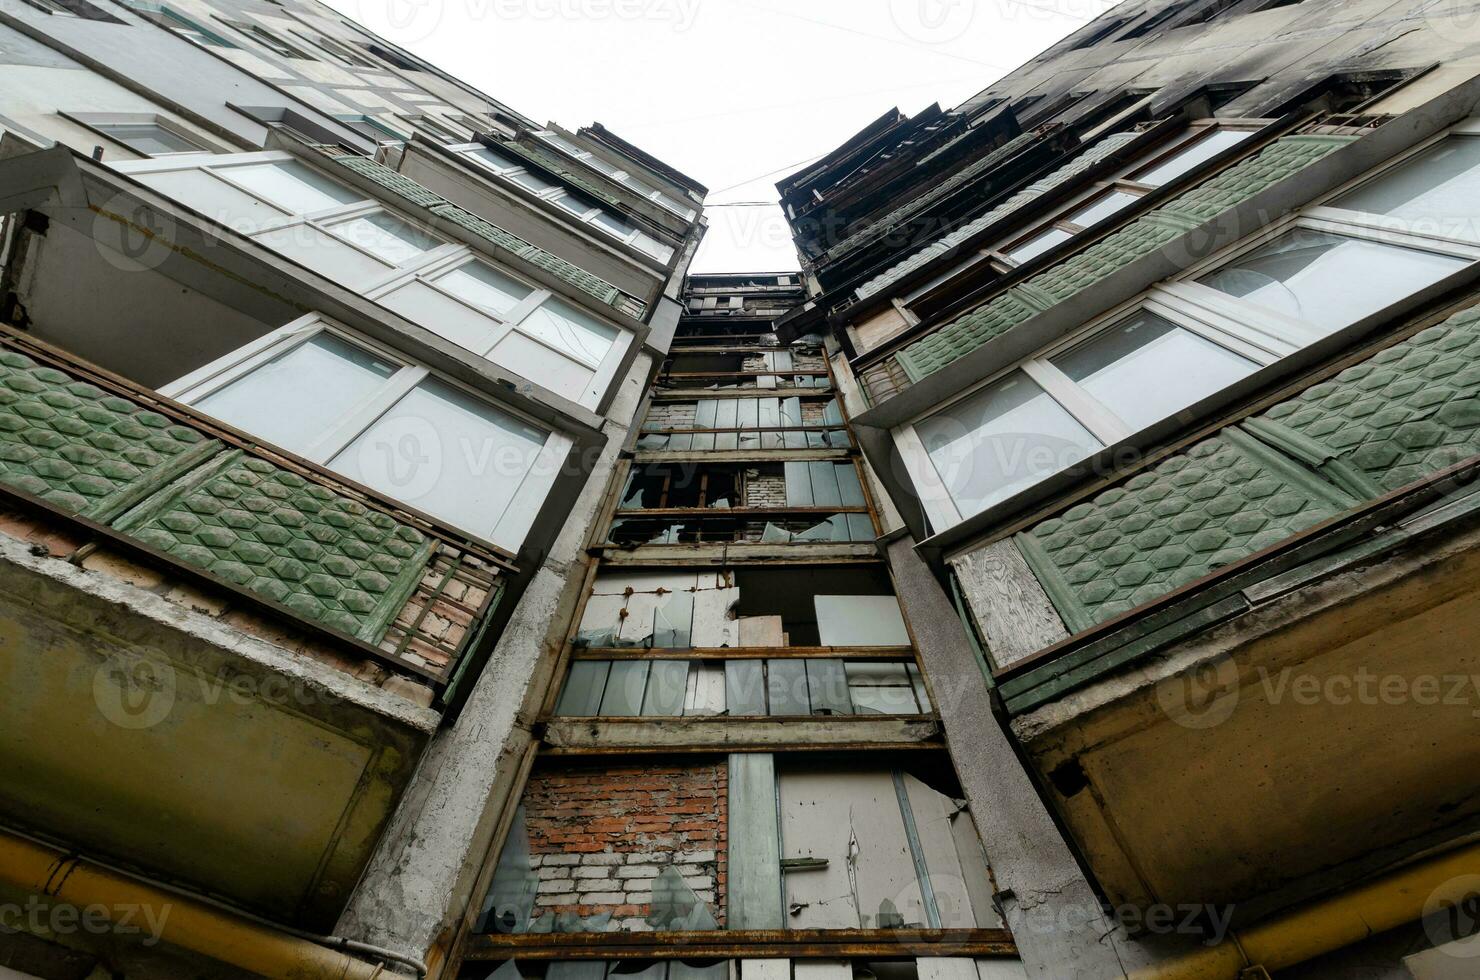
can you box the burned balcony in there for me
[636,394,851,451]
[658,347,831,391]
[607,462,875,551]
[464,756,1006,951]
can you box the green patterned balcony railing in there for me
[0,331,512,688]
[865,135,1355,402]
[1013,302,1480,635]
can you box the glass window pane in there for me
[330,211,441,265]
[510,169,560,194]
[553,192,597,216]
[466,146,518,172]
[1133,129,1252,186]
[1007,227,1072,264]
[196,332,397,455]
[330,379,547,538]
[1197,230,1466,335]
[1054,313,1259,431]
[1067,190,1139,227]
[101,123,201,155]
[633,232,675,263]
[591,211,636,237]
[226,160,362,215]
[917,371,1103,518]
[434,261,532,317]
[517,297,619,366]
[1332,136,1480,240]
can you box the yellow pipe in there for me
[1131,841,1480,979]
[0,832,390,980]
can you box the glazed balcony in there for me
[954,299,1480,926]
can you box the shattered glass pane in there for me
[478,806,538,934]
[647,866,719,931]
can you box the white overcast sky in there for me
[323,0,1119,272]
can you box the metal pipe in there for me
[0,830,412,980]
[1129,841,1480,979]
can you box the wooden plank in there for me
[541,717,941,750]
[572,645,916,661]
[739,615,786,648]
[633,449,852,464]
[597,542,882,565]
[950,540,1069,671]
[729,753,785,930]
[464,929,1016,959]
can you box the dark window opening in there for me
[1066,16,1129,50]
[23,0,124,21]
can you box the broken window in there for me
[609,464,873,547]
[722,757,1001,933]
[553,658,929,717]
[476,761,726,935]
[476,758,996,937]
[637,397,849,450]
[574,568,908,650]
[660,349,829,390]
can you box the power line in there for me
[617,74,990,131]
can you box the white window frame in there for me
[993,120,1267,269]
[534,129,697,220]
[161,314,571,550]
[112,151,634,408]
[366,251,634,405]
[894,116,1480,533]
[60,111,219,159]
[451,143,676,262]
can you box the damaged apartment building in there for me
[5,0,1480,978]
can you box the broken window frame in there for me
[158,313,570,551]
[551,656,930,718]
[894,116,1480,531]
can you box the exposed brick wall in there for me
[744,468,787,508]
[0,505,435,706]
[523,762,727,931]
[643,401,698,431]
[801,400,827,425]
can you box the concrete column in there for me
[336,355,652,961]
[887,536,1191,978]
